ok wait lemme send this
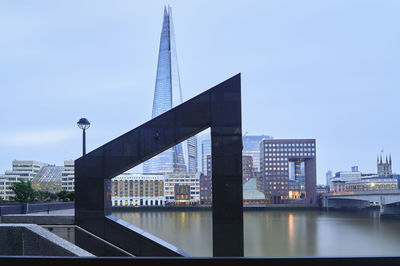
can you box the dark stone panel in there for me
[75,226,130,257]
[103,216,188,257]
[0,225,92,257]
[1,215,74,225]
[75,178,105,212]
[211,156,242,177]
[0,227,23,255]
[22,229,76,256]
[212,223,244,257]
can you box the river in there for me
[113,209,400,257]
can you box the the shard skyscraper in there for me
[143,6,197,174]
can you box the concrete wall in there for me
[0,202,74,215]
[0,224,93,256]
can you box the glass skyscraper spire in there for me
[143,6,191,174]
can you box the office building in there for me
[61,160,74,191]
[260,139,317,205]
[201,138,211,175]
[243,135,273,172]
[351,166,359,172]
[0,160,48,200]
[187,136,198,173]
[201,135,272,176]
[326,170,333,188]
[242,155,254,183]
[199,154,213,205]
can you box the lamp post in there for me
[77,118,90,156]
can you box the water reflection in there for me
[288,213,294,252]
[113,209,400,257]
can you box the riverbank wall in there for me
[112,205,321,212]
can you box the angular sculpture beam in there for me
[75,74,243,257]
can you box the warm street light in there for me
[77,118,90,155]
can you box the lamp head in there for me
[77,118,90,130]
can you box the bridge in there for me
[321,189,400,215]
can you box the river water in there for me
[113,209,400,257]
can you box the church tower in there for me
[377,154,392,176]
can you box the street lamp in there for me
[77,118,90,156]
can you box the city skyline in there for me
[0,1,400,184]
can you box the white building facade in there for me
[0,160,48,200]
[330,170,398,192]
[164,172,200,205]
[61,160,75,191]
[111,173,165,207]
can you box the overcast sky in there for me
[1,0,399,184]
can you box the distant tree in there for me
[56,190,69,201]
[68,191,74,201]
[37,190,58,202]
[56,190,74,201]
[9,181,37,203]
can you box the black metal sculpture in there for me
[75,74,243,257]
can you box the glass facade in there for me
[143,6,187,174]
[242,135,272,172]
[201,139,211,175]
[187,136,198,173]
[201,135,272,175]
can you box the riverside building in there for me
[164,172,200,205]
[199,155,213,205]
[330,155,399,192]
[259,139,317,205]
[111,173,165,207]
[200,173,212,205]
